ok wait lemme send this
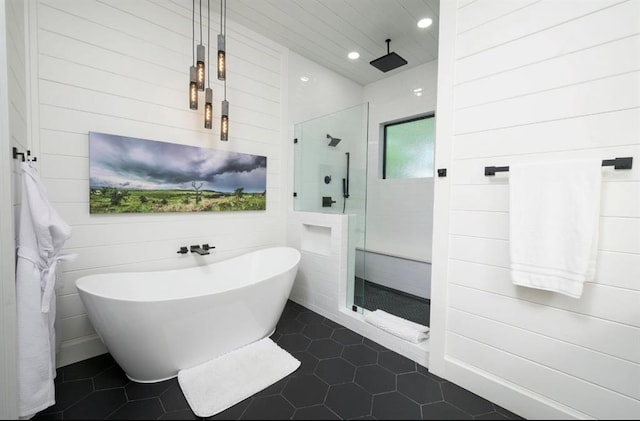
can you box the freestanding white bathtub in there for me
[76,246,301,383]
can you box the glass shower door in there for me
[293,103,369,313]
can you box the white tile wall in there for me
[364,60,438,263]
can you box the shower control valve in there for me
[322,196,336,207]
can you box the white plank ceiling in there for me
[222,0,440,86]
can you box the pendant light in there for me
[189,0,198,110]
[220,99,229,141]
[217,0,226,80]
[219,0,229,141]
[196,0,205,91]
[204,0,213,129]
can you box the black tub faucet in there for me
[190,244,210,255]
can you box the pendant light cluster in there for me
[218,0,229,141]
[189,0,229,140]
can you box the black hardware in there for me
[602,156,633,170]
[294,138,298,144]
[177,246,188,254]
[202,243,215,251]
[352,305,358,312]
[322,196,336,207]
[324,175,332,184]
[343,152,350,199]
[437,168,447,177]
[484,165,510,176]
[293,192,297,197]
[190,244,210,255]
[484,157,633,176]
[13,147,37,162]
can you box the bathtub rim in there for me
[75,246,301,303]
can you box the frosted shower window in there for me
[383,114,435,179]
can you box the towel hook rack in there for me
[484,157,633,176]
[12,147,37,162]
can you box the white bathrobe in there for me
[16,162,75,418]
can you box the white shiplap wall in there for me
[432,0,640,419]
[29,0,288,367]
[8,0,28,221]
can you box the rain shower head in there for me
[370,39,407,73]
[327,134,342,147]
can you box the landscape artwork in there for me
[89,132,267,214]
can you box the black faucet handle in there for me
[190,244,210,255]
[202,244,215,251]
[177,246,188,254]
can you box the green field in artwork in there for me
[89,187,266,214]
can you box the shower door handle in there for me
[343,152,350,198]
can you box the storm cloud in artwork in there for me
[89,132,267,193]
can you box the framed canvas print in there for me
[89,132,267,214]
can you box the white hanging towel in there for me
[16,162,75,418]
[509,159,602,298]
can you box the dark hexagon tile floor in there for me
[33,300,525,420]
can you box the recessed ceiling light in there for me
[348,51,360,60]
[417,18,433,28]
[413,87,423,96]
[300,76,309,82]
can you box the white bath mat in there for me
[177,337,300,417]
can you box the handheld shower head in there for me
[327,134,342,147]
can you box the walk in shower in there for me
[294,102,433,327]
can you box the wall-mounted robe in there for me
[16,162,75,418]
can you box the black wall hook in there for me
[13,147,37,162]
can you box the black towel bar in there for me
[484,157,633,176]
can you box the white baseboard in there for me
[56,335,107,368]
[444,357,589,420]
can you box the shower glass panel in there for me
[293,103,369,312]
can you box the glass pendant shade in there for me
[189,66,198,110]
[204,88,213,129]
[220,100,229,141]
[196,44,205,90]
[217,34,226,80]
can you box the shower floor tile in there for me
[33,300,524,420]
[354,277,431,326]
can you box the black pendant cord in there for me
[223,0,227,100]
[199,0,203,45]
[207,0,210,87]
[192,0,195,65]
